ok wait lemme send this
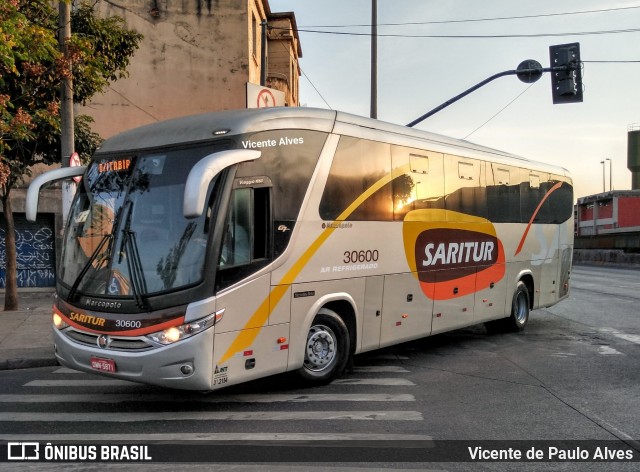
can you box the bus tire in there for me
[298,308,350,384]
[486,281,530,333]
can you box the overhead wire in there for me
[269,5,640,126]
[270,29,332,109]
[462,83,537,140]
[301,5,640,28]
[279,27,640,40]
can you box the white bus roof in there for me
[97,107,570,178]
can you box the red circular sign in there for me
[256,89,277,108]
[69,152,82,183]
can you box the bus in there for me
[26,107,573,391]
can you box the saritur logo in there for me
[416,228,498,283]
[401,209,506,301]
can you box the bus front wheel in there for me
[298,309,350,384]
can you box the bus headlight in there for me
[53,312,69,330]
[146,309,223,345]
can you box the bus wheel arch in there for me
[323,299,357,361]
[297,303,353,384]
[519,273,535,311]
[486,278,531,333]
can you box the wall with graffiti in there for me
[0,214,56,288]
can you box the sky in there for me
[269,0,640,200]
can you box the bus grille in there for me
[63,328,154,351]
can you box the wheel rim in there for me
[514,291,528,325]
[304,324,337,372]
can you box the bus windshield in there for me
[60,146,225,299]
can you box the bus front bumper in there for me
[53,326,214,391]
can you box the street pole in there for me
[606,158,612,191]
[59,1,75,220]
[370,0,377,119]
[600,160,605,193]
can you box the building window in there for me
[252,13,258,60]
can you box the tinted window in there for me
[319,137,393,221]
[236,130,327,220]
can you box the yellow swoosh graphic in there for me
[219,163,411,363]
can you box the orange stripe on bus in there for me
[514,181,563,256]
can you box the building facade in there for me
[81,0,301,138]
[574,190,640,252]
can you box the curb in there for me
[0,357,58,371]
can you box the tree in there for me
[0,1,143,310]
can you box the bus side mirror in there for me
[183,149,260,218]
[26,166,86,222]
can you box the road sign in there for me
[69,152,82,183]
[246,83,285,108]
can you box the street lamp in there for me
[606,158,612,191]
[600,160,606,193]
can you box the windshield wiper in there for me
[68,234,112,302]
[119,201,150,310]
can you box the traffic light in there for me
[549,43,583,104]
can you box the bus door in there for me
[212,181,289,387]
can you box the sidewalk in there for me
[0,289,58,370]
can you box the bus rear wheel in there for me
[486,281,530,333]
[298,309,350,384]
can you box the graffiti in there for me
[0,225,56,288]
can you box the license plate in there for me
[90,357,117,373]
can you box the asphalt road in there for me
[0,264,638,471]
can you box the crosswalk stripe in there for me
[333,378,415,386]
[600,328,640,345]
[598,346,624,355]
[24,379,136,387]
[53,367,84,374]
[26,377,416,388]
[0,410,423,422]
[0,393,415,403]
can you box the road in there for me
[0,265,638,471]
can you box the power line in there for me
[272,37,332,109]
[462,83,537,140]
[583,60,640,63]
[301,5,640,28]
[283,26,640,40]
[108,86,160,122]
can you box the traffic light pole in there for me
[406,64,579,128]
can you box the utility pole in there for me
[370,0,377,119]
[59,1,75,220]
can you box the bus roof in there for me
[97,107,570,178]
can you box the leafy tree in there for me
[1,1,143,310]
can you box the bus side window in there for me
[218,185,272,277]
[220,188,251,267]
